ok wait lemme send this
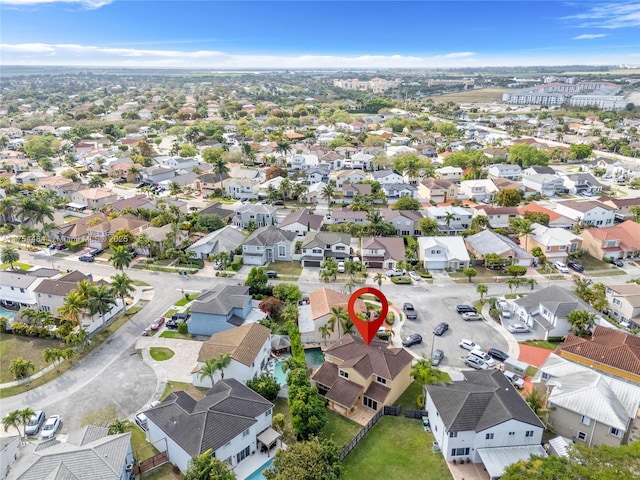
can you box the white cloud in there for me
[566,2,640,29]
[0,0,111,8]
[572,33,608,40]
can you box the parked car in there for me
[171,312,190,322]
[504,371,525,389]
[433,322,449,336]
[337,261,345,273]
[25,410,46,436]
[112,178,126,184]
[403,303,417,320]
[567,261,584,272]
[508,323,530,334]
[408,271,421,282]
[134,412,148,431]
[459,338,481,351]
[150,317,165,330]
[462,312,482,321]
[613,259,624,268]
[41,415,61,439]
[273,200,284,206]
[78,254,95,262]
[468,349,496,367]
[553,261,570,274]
[456,305,477,314]
[165,319,178,330]
[432,349,444,367]
[266,270,278,278]
[500,306,512,319]
[464,355,489,370]
[135,182,147,189]
[487,348,509,362]
[402,334,423,348]
[385,269,406,277]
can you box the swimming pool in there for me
[0,307,16,320]
[273,361,287,385]
[304,348,325,370]
[245,457,273,480]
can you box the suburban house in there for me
[194,172,230,197]
[418,178,458,204]
[50,212,107,244]
[605,283,640,329]
[598,195,640,220]
[188,286,252,336]
[109,194,154,213]
[197,202,235,223]
[37,176,75,197]
[0,269,58,310]
[511,286,599,340]
[555,326,640,384]
[7,426,133,480]
[311,335,413,418]
[225,178,259,200]
[425,206,473,235]
[518,203,577,229]
[595,157,628,177]
[141,165,175,184]
[417,236,470,271]
[458,179,498,203]
[521,223,583,262]
[533,353,640,447]
[192,323,271,388]
[158,172,199,191]
[242,226,297,266]
[524,165,557,176]
[580,221,640,261]
[298,288,365,344]
[487,163,522,180]
[327,208,368,225]
[187,225,246,261]
[359,236,405,270]
[161,156,199,170]
[278,208,324,237]
[379,208,423,236]
[335,169,367,188]
[472,206,520,229]
[553,200,616,227]
[70,187,118,209]
[381,183,418,201]
[233,204,278,229]
[109,162,143,183]
[300,231,351,268]
[521,174,564,197]
[341,183,372,204]
[300,182,326,203]
[465,230,533,267]
[345,152,373,170]
[371,169,404,185]
[426,370,545,473]
[86,213,150,250]
[304,168,330,185]
[434,166,463,183]
[144,379,275,474]
[561,173,604,195]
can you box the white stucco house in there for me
[417,236,470,271]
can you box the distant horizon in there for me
[1,1,639,68]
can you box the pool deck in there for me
[234,445,283,480]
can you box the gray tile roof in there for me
[465,230,533,259]
[301,231,351,249]
[243,226,297,247]
[427,370,543,432]
[279,208,324,230]
[144,379,272,457]
[190,285,250,316]
[513,285,596,318]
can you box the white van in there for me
[468,349,496,367]
[337,261,345,273]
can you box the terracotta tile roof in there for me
[518,203,563,222]
[556,326,640,376]
[77,187,116,200]
[308,288,365,321]
[583,221,640,249]
[197,323,271,366]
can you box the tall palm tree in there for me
[318,324,331,346]
[0,197,15,223]
[32,202,55,226]
[278,177,292,203]
[476,283,488,300]
[111,272,134,305]
[87,284,116,325]
[198,358,219,386]
[1,246,19,269]
[4,407,35,440]
[366,210,385,236]
[128,165,141,181]
[275,140,292,166]
[2,410,22,439]
[526,387,553,430]
[373,272,384,290]
[58,290,86,326]
[212,158,229,192]
[111,245,132,271]
[321,183,336,206]
[168,181,182,198]
[211,353,232,380]
[327,306,350,339]
[525,278,537,291]
[88,175,105,188]
[443,212,455,230]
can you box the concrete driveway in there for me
[138,334,204,384]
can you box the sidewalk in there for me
[481,302,520,360]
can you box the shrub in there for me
[66,240,87,252]
[246,373,280,401]
[417,393,425,409]
[0,316,7,332]
[177,322,188,334]
[229,257,243,271]
[386,311,395,325]
[391,276,412,284]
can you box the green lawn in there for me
[320,410,361,449]
[174,293,199,307]
[140,463,183,480]
[160,381,206,401]
[342,416,451,480]
[164,308,178,318]
[130,427,159,462]
[159,331,197,340]
[520,340,562,350]
[0,262,32,271]
[394,382,424,410]
[0,333,67,383]
[261,261,302,277]
[579,254,614,271]
[150,347,175,361]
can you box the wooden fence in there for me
[339,409,383,461]
[132,452,168,475]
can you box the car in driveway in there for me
[462,312,482,321]
[403,303,417,320]
[487,348,509,362]
[408,271,421,282]
[432,349,444,367]
[402,334,423,348]
[508,323,530,334]
[386,268,406,277]
[504,371,525,389]
[171,312,190,322]
[568,261,584,272]
[41,415,60,439]
[266,270,278,278]
[433,322,449,336]
[612,259,624,268]
[468,349,496,367]
[150,317,165,330]
[554,261,570,274]
[459,338,481,351]
[134,412,148,431]
[456,305,477,314]
[25,410,46,436]
[464,355,489,370]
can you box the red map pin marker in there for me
[348,287,389,346]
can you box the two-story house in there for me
[581,220,640,261]
[522,223,583,262]
[472,206,520,229]
[335,169,367,188]
[327,208,368,225]
[141,165,175,184]
[144,379,275,474]
[0,269,58,310]
[371,169,404,185]
[194,172,230,197]
[233,204,278,229]
[298,288,364,344]
[553,199,616,227]
[487,163,523,180]
[311,335,413,419]
[382,183,418,202]
[225,178,259,200]
[434,166,463,183]
[521,174,564,197]
[188,286,253,336]
[598,195,640,220]
[561,173,604,195]
[427,370,545,468]
[359,237,405,270]
[418,178,458,204]
[242,226,297,266]
[345,152,373,170]
[417,236,470,271]
[304,168,330,185]
[192,323,271,388]
[290,153,319,171]
[279,208,324,237]
[458,179,499,203]
[533,353,640,447]
[161,156,199,170]
[379,209,423,236]
[425,206,473,235]
[70,187,118,209]
[518,203,577,229]
[36,176,76,197]
[605,283,640,329]
[300,231,351,268]
[341,183,372,204]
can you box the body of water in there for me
[245,457,274,480]
[273,348,325,386]
[0,307,16,320]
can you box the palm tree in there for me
[111,272,134,305]
[443,212,455,230]
[327,306,350,339]
[321,183,336,206]
[525,278,537,291]
[9,357,34,380]
[65,328,90,353]
[526,387,553,430]
[320,269,332,283]
[411,357,449,386]
[373,272,384,289]
[1,246,19,269]
[135,233,152,257]
[128,165,141,181]
[87,284,116,325]
[88,175,106,188]
[108,419,132,435]
[212,158,230,192]
[58,290,86,326]
[278,177,292,203]
[32,202,55,226]
[345,280,355,294]
[198,358,219,386]
[3,407,35,440]
[366,210,386,236]
[168,181,182,198]
[43,348,66,365]
[476,283,488,300]
[275,140,292,166]
[111,245,132,271]
[318,324,331,346]
[211,353,232,380]
[0,197,15,223]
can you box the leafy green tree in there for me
[501,454,571,480]
[569,143,593,160]
[246,373,280,401]
[24,135,58,160]
[198,358,220,386]
[107,419,132,435]
[185,449,237,480]
[179,144,197,157]
[109,228,134,248]
[507,265,527,277]
[264,437,341,480]
[288,384,327,440]
[419,217,442,236]
[245,267,268,293]
[462,267,477,283]
[168,181,182,197]
[392,196,422,210]
[508,143,549,167]
[567,310,596,338]
[194,214,225,233]
[496,188,523,207]
[522,211,550,226]
[411,357,450,387]
[272,283,302,304]
[1,246,19,269]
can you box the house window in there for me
[485,433,494,440]
[542,372,550,380]
[265,409,272,417]
[335,246,346,251]
[610,427,622,438]
[278,246,286,257]
[526,430,534,437]
[376,376,387,385]
[451,448,470,457]
[577,431,587,442]
[613,298,622,306]
[243,428,250,437]
[41,306,51,312]
[363,396,378,410]
[581,415,591,426]
[339,370,349,379]
[448,431,457,438]
[559,245,567,250]
[546,246,551,252]
[508,432,515,436]
[312,249,322,254]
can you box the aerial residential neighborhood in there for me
[1,3,640,479]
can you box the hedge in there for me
[66,240,87,252]
[391,277,412,284]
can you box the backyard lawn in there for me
[0,333,67,383]
[131,426,160,462]
[342,416,451,480]
[140,464,183,480]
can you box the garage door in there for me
[303,260,322,267]
[428,261,447,270]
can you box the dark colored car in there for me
[273,200,284,206]
[135,183,147,189]
[165,319,178,330]
[150,317,165,330]
[433,322,449,336]
[568,261,584,272]
[112,178,126,184]
[402,334,423,348]
[79,255,95,262]
[432,349,444,367]
[171,312,191,322]
[487,347,509,362]
[456,305,477,314]
[266,270,278,278]
[613,259,624,267]
[403,303,417,320]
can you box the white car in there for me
[504,371,525,389]
[508,323,530,334]
[465,355,489,370]
[554,261,570,274]
[501,306,512,318]
[408,271,421,282]
[469,348,496,367]
[386,269,406,277]
[41,415,60,439]
[459,338,481,351]
[337,261,345,273]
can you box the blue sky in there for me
[0,1,639,68]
